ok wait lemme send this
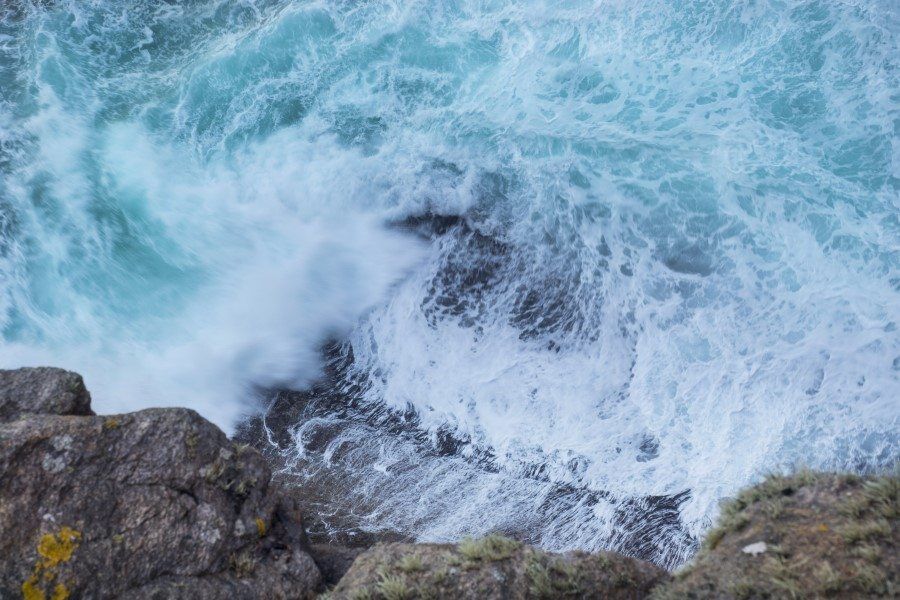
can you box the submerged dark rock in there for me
[0,368,320,600]
[235,346,695,567]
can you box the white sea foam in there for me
[0,113,425,426]
[1,0,897,563]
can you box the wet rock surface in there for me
[234,350,694,567]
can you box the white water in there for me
[1,0,898,563]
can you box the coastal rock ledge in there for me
[0,367,896,599]
[0,368,319,600]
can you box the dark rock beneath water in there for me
[0,369,320,599]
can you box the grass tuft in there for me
[396,554,425,574]
[840,475,898,519]
[377,572,412,600]
[727,579,755,599]
[839,518,891,543]
[763,557,801,599]
[457,534,521,563]
[763,497,785,519]
[851,543,882,564]
[431,566,450,585]
[850,563,887,594]
[526,554,582,599]
[702,509,750,551]
[348,589,374,600]
[861,477,899,519]
[813,561,842,593]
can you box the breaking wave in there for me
[2,0,897,566]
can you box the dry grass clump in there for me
[840,475,898,519]
[840,518,891,543]
[525,553,582,599]
[395,554,424,574]
[457,534,521,563]
[702,471,820,551]
[654,471,898,599]
[376,571,412,600]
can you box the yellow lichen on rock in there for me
[37,527,81,568]
[21,527,81,600]
[255,517,267,538]
[22,574,44,600]
[22,581,69,600]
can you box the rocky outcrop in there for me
[0,367,93,422]
[0,367,320,599]
[653,471,898,599]
[326,536,668,599]
[1,367,897,599]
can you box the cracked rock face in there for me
[0,368,320,599]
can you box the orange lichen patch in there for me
[103,417,119,430]
[255,517,267,538]
[21,527,81,600]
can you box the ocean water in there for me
[1,0,898,566]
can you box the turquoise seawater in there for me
[1,0,898,563]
